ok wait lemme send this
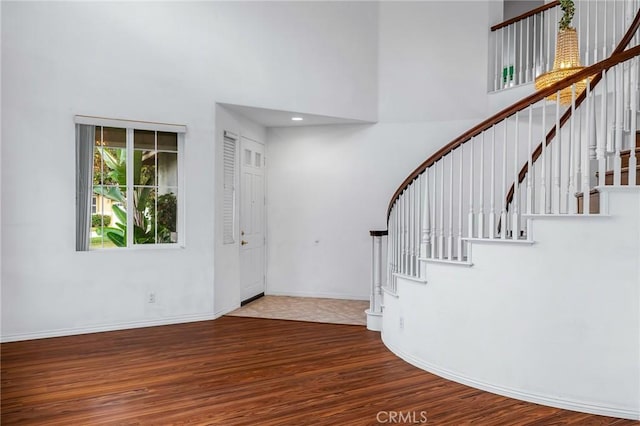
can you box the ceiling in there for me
[218,103,375,128]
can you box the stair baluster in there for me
[408,186,414,276]
[513,112,521,238]
[420,172,430,267]
[478,133,486,239]
[614,65,624,185]
[583,81,593,214]
[416,181,421,270]
[599,69,608,186]
[402,192,408,274]
[457,147,464,259]
[501,122,508,238]
[630,57,638,186]
[568,84,577,214]
[553,93,562,213]
[430,166,436,259]
[540,100,548,214]
[468,138,475,241]
[490,126,497,238]
[448,154,454,260]
[527,107,534,215]
[519,17,524,85]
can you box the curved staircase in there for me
[371,3,640,421]
[578,132,640,213]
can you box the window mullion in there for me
[126,128,134,247]
[100,126,104,248]
[154,131,158,244]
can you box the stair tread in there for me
[425,257,470,263]
[620,147,640,158]
[575,188,599,197]
[603,164,640,174]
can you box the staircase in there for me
[369,2,640,421]
[578,132,640,213]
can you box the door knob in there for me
[241,240,248,246]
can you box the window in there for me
[75,116,185,250]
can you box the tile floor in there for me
[227,296,369,326]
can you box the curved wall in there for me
[381,189,640,420]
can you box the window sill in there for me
[88,244,185,252]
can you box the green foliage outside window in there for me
[157,193,177,232]
[93,148,176,247]
[91,214,112,228]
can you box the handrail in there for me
[490,1,559,32]
[503,8,640,210]
[387,44,640,220]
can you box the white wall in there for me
[382,189,640,419]
[2,0,502,338]
[214,105,266,316]
[1,1,379,340]
[378,1,491,122]
[504,1,543,20]
[266,120,479,299]
[265,1,493,299]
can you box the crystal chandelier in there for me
[534,0,588,105]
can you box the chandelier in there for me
[534,0,588,105]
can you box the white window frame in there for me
[75,115,186,250]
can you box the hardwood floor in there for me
[1,317,635,425]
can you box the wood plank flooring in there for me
[1,316,635,425]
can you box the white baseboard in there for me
[381,335,639,421]
[1,313,217,343]
[266,289,369,301]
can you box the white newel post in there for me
[366,230,387,332]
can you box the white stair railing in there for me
[509,15,640,216]
[385,43,640,292]
[490,0,638,92]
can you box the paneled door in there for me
[239,137,266,302]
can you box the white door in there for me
[239,137,266,302]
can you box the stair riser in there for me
[604,168,640,185]
[620,149,640,169]
[577,192,600,214]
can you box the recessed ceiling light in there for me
[291,117,303,121]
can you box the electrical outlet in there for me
[399,316,404,330]
[148,292,156,304]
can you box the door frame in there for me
[238,135,267,303]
